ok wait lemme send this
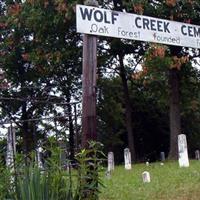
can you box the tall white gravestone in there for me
[195,150,200,160]
[36,146,44,169]
[108,152,114,172]
[178,134,189,167]
[6,126,16,185]
[124,148,132,170]
[6,126,16,169]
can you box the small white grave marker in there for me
[59,140,67,168]
[142,171,151,183]
[160,152,165,161]
[124,148,132,170]
[195,150,200,160]
[178,134,189,167]
[105,170,111,179]
[108,152,114,172]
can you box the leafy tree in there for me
[97,0,200,160]
[97,77,126,163]
[0,0,82,161]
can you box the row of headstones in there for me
[6,129,200,172]
[107,149,151,182]
[6,126,70,170]
[107,134,200,183]
[6,126,44,169]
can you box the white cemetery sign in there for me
[108,152,114,172]
[178,134,189,167]
[195,150,200,160]
[124,148,132,170]
[76,5,200,49]
[142,171,151,183]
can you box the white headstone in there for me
[142,171,151,183]
[124,148,132,170]
[6,126,16,184]
[59,140,67,168]
[160,152,165,161]
[36,146,44,169]
[65,160,70,172]
[105,170,111,179]
[195,150,200,160]
[178,134,189,167]
[6,126,16,169]
[146,161,149,166]
[108,152,114,172]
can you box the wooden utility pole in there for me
[81,0,99,147]
[79,2,99,199]
[82,34,97,147]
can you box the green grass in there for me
[99,160,200,200]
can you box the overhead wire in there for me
[0,96,81,105]
[0,112,82,124]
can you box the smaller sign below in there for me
[76,4,200,49]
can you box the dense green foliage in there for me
[0,0,200,199]
[0,0,200,162]
[96,1,200,161]
[0,141,104,200]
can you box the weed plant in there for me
[0,141,105,200]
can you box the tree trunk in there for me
[168,68,181,160]
[118,55,136,162]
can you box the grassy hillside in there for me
[99,160,200,200]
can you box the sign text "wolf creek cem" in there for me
[76,5,200,49]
